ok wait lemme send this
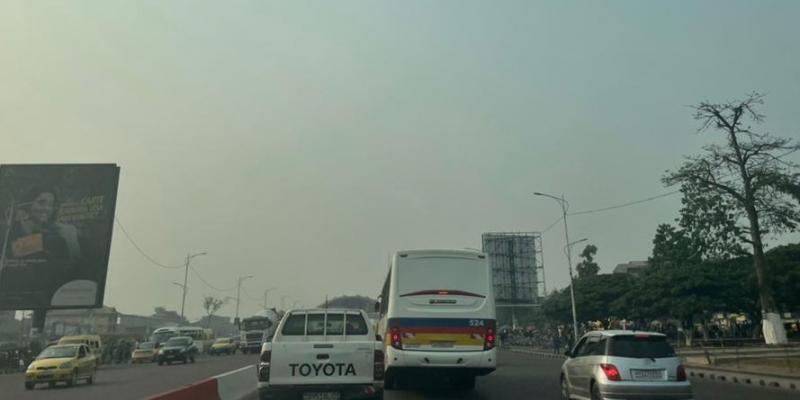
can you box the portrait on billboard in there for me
[0,164,120,310]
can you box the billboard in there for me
[482,232,543,304]
[0,164,120,310]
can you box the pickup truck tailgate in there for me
[270,340,375,385]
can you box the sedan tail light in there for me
[677,365,687,382]
[600,363,621,381]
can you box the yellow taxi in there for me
[131,341,159,363]
[25,344,97,390]
[209,337,236,355]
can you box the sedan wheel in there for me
[591,383,604,400]
[66,370,78,387]
[561,376,570,400]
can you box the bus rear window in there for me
[608,335,676,358]
[397,257,488,297]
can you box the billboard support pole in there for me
[0,199,16,282]
[31,308,47,336]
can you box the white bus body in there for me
[377,249,497,389]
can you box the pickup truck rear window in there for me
[282,314,306,336]
[281,313,369,336]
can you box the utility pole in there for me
[534,192,580,342]
[179,252,207,321]
[235,275,254,322]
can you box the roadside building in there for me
[613,261,650,277]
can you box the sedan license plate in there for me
[631,369,665,381]
[303,392,340,400]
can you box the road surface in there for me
[0,350,795,399]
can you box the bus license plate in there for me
[303,392,340,400]
[431,341,455,348]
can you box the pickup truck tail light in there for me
[258,350,271,382]
[373,349,384,381]
[390,326,402,350]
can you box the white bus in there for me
[377,249,497,390]
[151,326,214,353]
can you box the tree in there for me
[664,93,800,344]
[650,224,698,268]
[575,244,600,278]
[542,274,633,324]
[202,296,225,327]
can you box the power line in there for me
[541,216,563,233]
[568,190,680,216]
[190,266,237,292]
[565,148,799,217]
[114,217,183,269]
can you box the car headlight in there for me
[26,363,36,372]
[59,362,73,369]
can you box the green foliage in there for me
[541,273,633,323]
[575,244,600,278]
[543,243,800,326]
[650,224,698,268]
[763,243,800,310]
[676,182,747,260]
[614,259,756,323]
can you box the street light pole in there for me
[534,192,580,342]
[235,275,254,322]
[180,252,207,321]
[263,287,277,310]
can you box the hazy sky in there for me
[2,1,798,320]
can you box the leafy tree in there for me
[542,274,633,324]
[676,181,748,260]
[575,244,600,278]
[202,296,225,327]
[650,224,698,268]
[664,93,800,344]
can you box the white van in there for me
[377,249,497,390]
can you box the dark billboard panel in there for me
[0,164,120,310]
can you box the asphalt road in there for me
[384,351,799,400]
[0,352,258,400]
[0,350,795,399]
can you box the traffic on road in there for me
[2,2,800,400]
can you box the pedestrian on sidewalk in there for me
[553,336,562,354]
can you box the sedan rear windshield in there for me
[608,335,676,358]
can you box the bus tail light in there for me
[390,326,402,350]
[373,349,385,380]
[484,320,497,350]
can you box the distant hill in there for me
[319,295,378,312]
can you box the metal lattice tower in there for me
[481,232,545,305]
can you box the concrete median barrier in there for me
[147,365,256,400]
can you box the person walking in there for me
[553,336,562,355]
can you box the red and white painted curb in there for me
[146,365,256,400]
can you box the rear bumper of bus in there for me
[385,347,496,374]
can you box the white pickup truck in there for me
[257,309,384,400]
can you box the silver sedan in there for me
[560,330,693,400]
